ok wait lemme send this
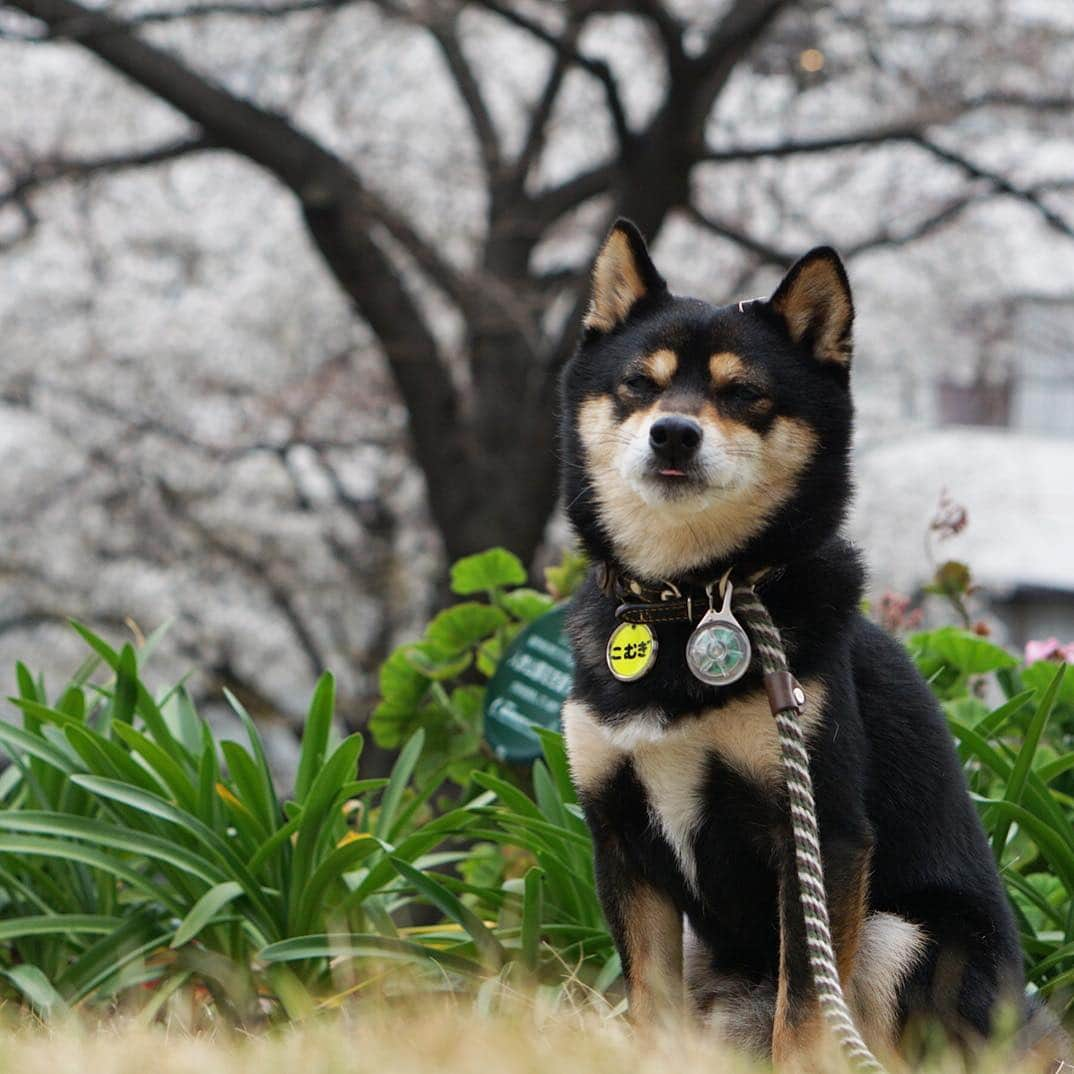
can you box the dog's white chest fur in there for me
[562,683,825,892]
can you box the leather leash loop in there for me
[763,670,806,717]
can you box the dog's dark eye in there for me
[722,383,765,405]
[623,373,657,393]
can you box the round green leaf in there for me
[450,548,527,595]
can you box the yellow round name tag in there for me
[606,622,658,682]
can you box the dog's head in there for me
[560,219,855,582]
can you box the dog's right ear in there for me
[583,219,667,334]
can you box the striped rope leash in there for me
[733,588,886,1074]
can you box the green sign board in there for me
[483,603,574,763]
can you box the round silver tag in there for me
[684,581,752,686]
[685,614,751,686]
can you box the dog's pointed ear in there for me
[768,247,854,366]
[584,219,667,334]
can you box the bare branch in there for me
[680,203,796,266]
[684,0,794,130]
[512,18,578,183]
[427,12,502,180]
[6,0,480,551]
[913,135,1074,241]
[0,199,39,251]
[964,91,1074,114]
[0,609,128,637]
[685,189,1024,271]
[527,159,616,226]
[33,0,361,34]
[699,120,1074,242]
[842,195,981,258]
[156,478,329,674]
[698,118,946,163]
[471,0,630,151]
[0,135,214,210]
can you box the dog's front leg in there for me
[772,836,872,1069]
[563,702,684,1028]
[590,832,684,1030]
[603,866,684,1028]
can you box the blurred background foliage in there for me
[2,0,1074,784]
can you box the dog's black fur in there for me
[557,220,1052,1065]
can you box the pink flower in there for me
[877,590,923,634]
[1025,638,1074,665]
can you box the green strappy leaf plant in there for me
[0,610,611,1019]
[1,549,1072,1028]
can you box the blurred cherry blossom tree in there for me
[2,0,1073,748]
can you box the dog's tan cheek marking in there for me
[848,914,927,1054]
[759,416,817,488]
[641,348,677,388]
[579,394,647,457]
[624,883,684,1026]
[561,699,624,797]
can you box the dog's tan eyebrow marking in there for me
[640,348,678,387]
[708,351,747,387]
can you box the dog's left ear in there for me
[584,219,667,334]
[768,247,854,366]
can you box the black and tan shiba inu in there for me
[558,221,1062,1067]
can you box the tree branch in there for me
[681,203,796,266]
[527,159,616,227]
[512,18,578,184]
[964,91,1074,114]
[684,0,794,132]
[699,119,1074,241]
[28,0,361,34]
[471,0,630,152]
[685,188,1029,271]
[698,118,947,163]
[842,194,981,258]
[0,134,214,210]
[913,135,1074,240]
[156,477,329,675]
[427,12,502,180]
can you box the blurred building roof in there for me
[1005,295,1074,365]
[850,428,1074,598]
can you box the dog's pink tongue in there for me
[659,468,685,477]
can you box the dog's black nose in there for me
[649,416,702,465]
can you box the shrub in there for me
[370,546,586,786]
[909,626,1072,1013]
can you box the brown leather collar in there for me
[595,562,774,626]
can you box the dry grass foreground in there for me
[0,1000,1047,1074]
